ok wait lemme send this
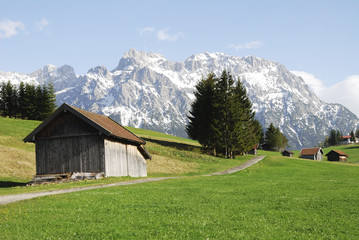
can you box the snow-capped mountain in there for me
[1,49,358,150]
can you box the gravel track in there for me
[0,155,265,205]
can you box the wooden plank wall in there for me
[37,111,98,139]
[104,139,147,177]
[104,140,128,177]
[127,145,147,177]
[36,135,104,174]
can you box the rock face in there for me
[1,49,358,149]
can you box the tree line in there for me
[323,129,359,147]
[0,81,57,121]
[186,70,287,158]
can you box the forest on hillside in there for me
[0,81,57,120]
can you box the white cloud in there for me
[0,19,25,39]
[292,71,359,117]
[157,28,184,42]
[229,41,263,50]
[35,18,49,31]
[291,71,325,96]
[138,27,155,35]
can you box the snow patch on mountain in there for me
[1,49,358,150]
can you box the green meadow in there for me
[1,117,359,239]
[1,155,359,239]
[0,117,248,195]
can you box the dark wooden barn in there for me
[299,148,323,160]
[282,150,293,157]
[325,150,348,161]
[24,103,151,178]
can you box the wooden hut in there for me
[23,103,151,179]
[282,150,293,157]
[299,148,323,160]
[325,150,348,161]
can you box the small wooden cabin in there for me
[24,103,151,178]
[282,150,293,157]
[325,150,348,161]
[299,148,323,161]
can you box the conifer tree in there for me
[0,82,6,116]
[3,81,17,117]
[328,129,338,146]
[187,70,263,158]
[264,123,287,151]
[186,73,217,154]
[42,82,57,119]
[17,82,27,118]
[231,79,258,155]
[336,130,342,144]
[213,70,235,158]
[23,83,36,120]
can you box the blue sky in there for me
[1,0,359,116]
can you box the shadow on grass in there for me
[143,137,201,151]
[343,145,359,150]
[0,181,28,188]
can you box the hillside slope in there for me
[0,117,247,185]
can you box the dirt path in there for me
[0,155,265,205]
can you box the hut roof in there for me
[282,150,293,154]
[325,150,348,157]
[23,103,145,145]
[299,148,323,156]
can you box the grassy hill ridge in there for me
[0,117,249,195]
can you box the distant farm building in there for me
[282,150,293,157]
[299,148,323,160]
[24,103,151,179]
[341,135,357,144]
[325,150,348,161]
[248,143,259,155]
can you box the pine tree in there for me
[187,70,263,158]
[213,70,235,158]
[3,81,18,117]
[264,123,278,151]
[253,119,264,146]
[264,123,287,151]
[336,130,342,144]
[328,129,338,146]
[41,82,57,119]
[17,82,27,118]
[0,82,6,116]
[186,73,217,154]
[324,136,329,147]
[23,83,36,120]
[231,79,259,155]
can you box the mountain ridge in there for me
[1,49,358,150]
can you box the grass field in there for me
[1,117,359,239]
[1,155,358,239]
[0,117,249,195]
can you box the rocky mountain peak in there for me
[87,66,109,77]
[2,50,358,150]
[113,48,166,71]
